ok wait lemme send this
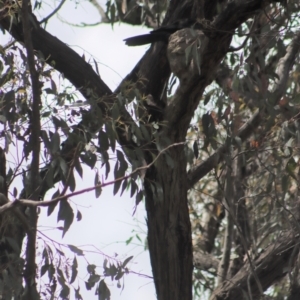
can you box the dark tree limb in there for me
[0,11,112,98]
[21,0,41,298]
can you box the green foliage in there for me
[0,32,149,297]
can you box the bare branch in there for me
[89,0,109,22]
[39,0,67,24]
[0,142,185,213]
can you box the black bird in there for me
[124,19,200,46]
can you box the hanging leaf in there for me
[68,245,84,256]
[105,122,116,152]
[74,286,83,300]
[47,189,60,216]
[80,152,97,169]
[87,264,97,274]
[94,172,102,198]
[57,200,74,237]
[74,157,83,178]
[120,178,128,196]
[76,210,82,221]
[40,263,49,277]
[122,256,133,268]
[98,130,109,152]
[135,190,143,206]
[70,257,78,284]
[97,280,111,300]
[130,180,137,198]
[50,131,60,154]
[13,187,17,198]
[59,285,70,299]
[113,176,122,195]
[50,79,57,94]
[68,170,76,192]
[45,164,55,189]
[114,270,124,281]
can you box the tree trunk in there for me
[0,148,24,299]
[145,142,193,300]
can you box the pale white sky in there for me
[0,1,157,299]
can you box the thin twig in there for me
[39,0,67,24]
[228,16,258,52]
[0,142,185,212]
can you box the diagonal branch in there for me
[0,10,111,99]
[39,0,67,24]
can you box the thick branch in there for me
[0,7,138,156]
[0,11,111,99]
[21,0,40,297]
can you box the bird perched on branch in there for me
[124,19,204,46]
[167,28,207,82]
[124,19,209,83]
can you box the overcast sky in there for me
[0,1,157,299]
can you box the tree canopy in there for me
[1,0,300,300]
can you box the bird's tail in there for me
[124,32,169,46]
